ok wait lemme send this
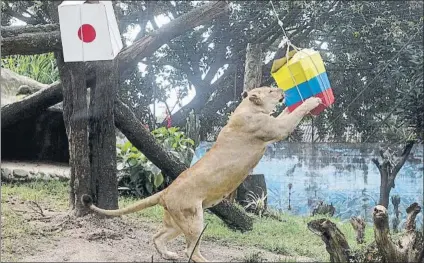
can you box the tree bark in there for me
[57,53,91,216]
[308,203,423,263]
[373,204,423,262]
[371,141,415,208]
[307,219,351,263]
[350,216,366,244]
[114,99,253,231]
[1,82,62,127]
[243,43,263,91]
[1,24,61,57]
[89,61,119,210]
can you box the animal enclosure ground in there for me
[1,181,374,262]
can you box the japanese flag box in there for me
[271,49,334,115]
[58,1,123,62]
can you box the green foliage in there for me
[116,127,194,197]
[1,54,59,84]
[151,127,195,166]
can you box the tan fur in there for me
[83,87,322,262]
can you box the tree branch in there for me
[2,8,40,25]
[392,140,415,175]
[1,24,61,57]
[117,1,229,79]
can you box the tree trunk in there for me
[391,195,401,232]
[243,43,263,91]
[114,99,253,231]
[372,141,415,208]
[89,61,119,210]
[57,53,91,216]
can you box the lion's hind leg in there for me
[169,204,208,262]
[153,209,182,260]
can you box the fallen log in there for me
[308,203,423,263]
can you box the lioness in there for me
[82,87,322,262]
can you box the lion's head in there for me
[241,87,284,114]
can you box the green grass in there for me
[1,181,375,262]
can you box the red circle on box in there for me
[77,24,96,43]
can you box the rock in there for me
[16,85,33,95]
[29,171,37,179]
[13,169,29,178]
[1,168,12,180]
[36,172,46,180]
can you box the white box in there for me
[58,1,123,62]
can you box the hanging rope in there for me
[269,0,330,107]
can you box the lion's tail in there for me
[81,191,162,217]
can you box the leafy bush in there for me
[1,53,59,84]
[117,127,195,197]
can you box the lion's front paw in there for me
[303,97,322,109]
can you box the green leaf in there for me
[154,173,164,187]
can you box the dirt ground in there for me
[2,199,315,262]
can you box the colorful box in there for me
[271,49,334,115]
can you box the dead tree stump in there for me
[308,203,423,263]
[307,219,352,262]
[350,216,366,244]
[373,203,423,262]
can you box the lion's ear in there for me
[242,91,248,99]
[249,94,263,105]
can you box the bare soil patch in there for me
[2,198,315,262]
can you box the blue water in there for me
[190,141,423,227]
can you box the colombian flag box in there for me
[271,49,334,115]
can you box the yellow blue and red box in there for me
[271,49,334,115]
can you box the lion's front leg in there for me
[273,97,322,141]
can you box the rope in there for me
[269,0,328,107]
[313,28,421,142]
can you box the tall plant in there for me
[117,127,195,197]
[1,53,59,84]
